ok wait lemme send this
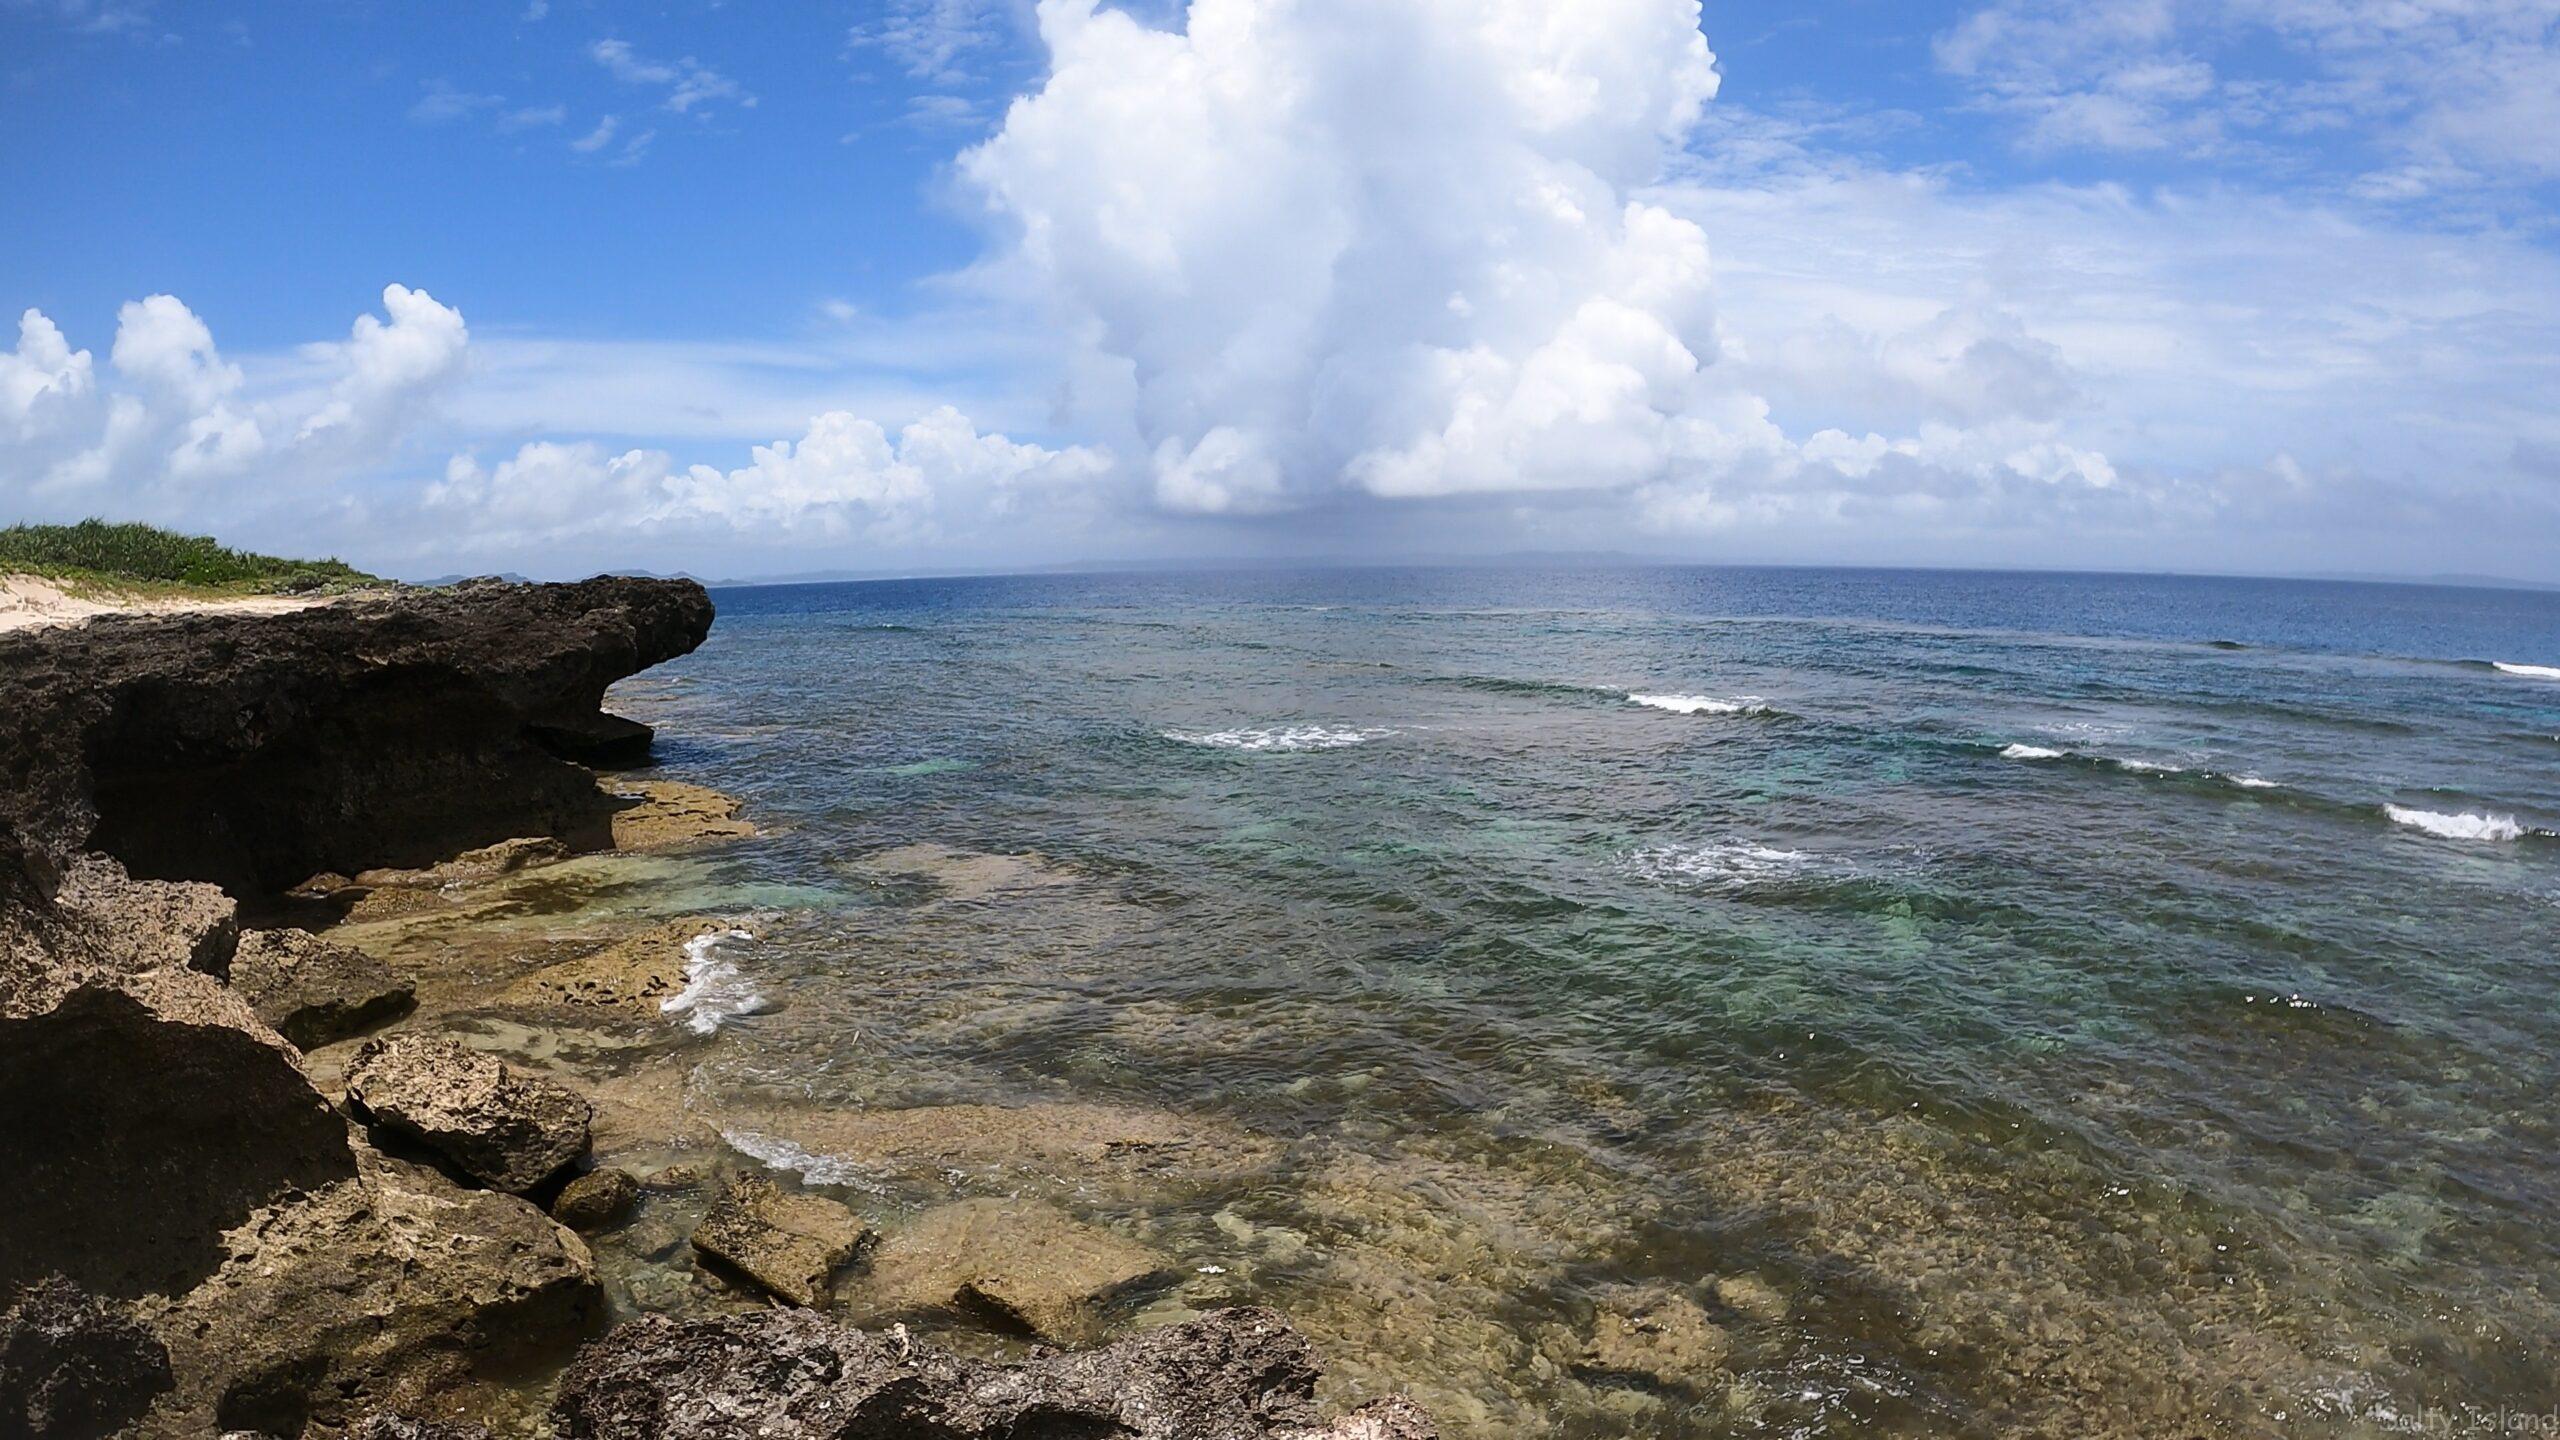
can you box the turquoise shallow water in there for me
[605,566,2560,1436]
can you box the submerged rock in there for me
[229,927,416,1049]
[855,1198,1173,1345]
[344,1034,594,1193]
[549,1304,1437,1440]
[689,1175,872,1308]
[552,1168,641,1232]
[0,1276,174,1440]
[1573,1286,1730,1392]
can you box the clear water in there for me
[595,566,2560,1436]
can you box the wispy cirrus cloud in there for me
[1936,0,2560,200]
[590,37,754,117]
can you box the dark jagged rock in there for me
[348,1416,495,1440]
[345,1034,594,1194]
[0,1276,174,1440]
[0,967,358,1301]
[549,1305,1439,1440]
[230,927,415,1049]
[0,577,713,897]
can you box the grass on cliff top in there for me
[0,519,379,597]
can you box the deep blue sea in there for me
[602,566,2560,1437]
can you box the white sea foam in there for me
[1628,693,1763,715]
[717,1129,884,1192]
[1626,842,1819,889]
[2226,774,2280,790]
[2384,806,2525,842]
[2113,757,2185,774]
[660,928,766,1034]
[1164,725,1390,751]
[2000,743,2065,760]
[2493,661,2560,680]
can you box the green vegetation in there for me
[0,519,377,596]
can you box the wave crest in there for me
[1629,693,1766,716]
[1165,725,1390,752]
[2494,661,2560,680]
[2384,805,2524,842]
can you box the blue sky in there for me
[5,0,2558,581]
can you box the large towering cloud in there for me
[960,0,1741,514]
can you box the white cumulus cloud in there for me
[960,0,1735,514]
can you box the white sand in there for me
[0,573,343,634]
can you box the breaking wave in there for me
[1625,842,1822,890]
[2492,661,2560,680]
[660,928,767,1034]
[1164,725,1392,752]
[1628,692,1770,716]
[2383,806,2526,842]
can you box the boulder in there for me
[229,927,415,1049]
[549,1304,1437,1440]
[855,1198,1172,1344]
[2,856,239,1018]
[0,1276,174,1440]
[52,855,238,977]
[0,969,357,1300]
[152,1153,601,1438]
[552,1168,640,1232]
[1573,1286,1730,1392]
[689,1176,871,1307]
[344,1034,593,1193]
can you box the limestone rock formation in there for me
[344,1034,594,1193]
[549,1305,1439,1440]
[688,1175,872,1307]
[0,576,713,897]
[854,1198,1173,1344]
[229,927,415,1049]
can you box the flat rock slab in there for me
[604,780,754,852]
[230,928,415,1049]
[345,1033,593,1193]
[497,917,748,1016]
[857,1198,1171,1345]
[690,1175,872,1307]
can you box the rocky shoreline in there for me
[0,579,1435,1439]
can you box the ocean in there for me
[583,565,2560,1435]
